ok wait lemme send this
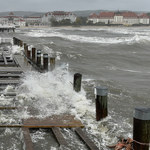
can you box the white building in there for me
[122,12,139,25]
[0,12,26,27]
[88,13,98,24]
[98,12,115,24]
[42,11,77,25]
[24,17,41,26]
[114,12,123,24]
[139,13,150,24]
[88,11,150,25]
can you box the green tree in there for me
[50,18,59,26]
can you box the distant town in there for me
[0,10,150,27]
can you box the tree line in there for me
[50,17,105,27]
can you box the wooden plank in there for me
[0,92,16,96]
[22,128,34,150]
[52,127,68,147]
[2,55,8,65]
[0,67,22,72]
[0,80,20,85]
[75,128,99,150]
[0,71,23,74]
[23,115,84,128]
[0,64,18,67]
[0,106,17,110]
[0,115,84,128]
[0,124,22,128]
[13,57,20,67]
[0,74,21,78]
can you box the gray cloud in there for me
[0,0,149,12]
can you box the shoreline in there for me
[19,25,150,29]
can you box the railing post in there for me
[24,43,27,56]
[36,50,41,67]
[27,45,31,59]
[43,53,48,71]
[73,73,82,92]
[133,108,150,150]
[32,48,36,63]
[20,40,23,47]
[95,86,108,121]
[13,37,16,45]
[50,57,55,71]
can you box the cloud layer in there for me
[0,0,149,12]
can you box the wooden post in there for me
[95,86,108,121]
[50,57,55,71]
[32,48,36,63]
[36,50,41,67]
[16,38,19,46]
[43,53,48,71]
[27,46,31,59]
[20,40,23,47]
[133,108,150,150]
[73,73,82,92]
[13,37,16,45]
[24,43,27,55]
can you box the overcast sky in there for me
[0,0,150,12]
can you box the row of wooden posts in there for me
[13,37,55,72]
[0,28,15,32]
[13,37,150,150]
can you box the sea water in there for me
[0,26,150,149]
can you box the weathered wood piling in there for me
[95,86,108,121]
[0,27,15,32]
[32,48,36,62]
[50,57,55,71]
[73,73,82,92]
[43,53,48,71]
[36,50,41,67]
[27,45,31,59]
[133,108,150,150]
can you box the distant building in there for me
[24,16,41,26]
[139,13,150,24]
[98,12,115,24]
[114,12,123,24]
[88,13,98,24]
[0,12,26,26]
[42,11,77,25]
[88,11,150,25]
[122,12,139,25]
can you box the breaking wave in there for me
[25,29,150,45]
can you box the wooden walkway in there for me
[0,37,100,150]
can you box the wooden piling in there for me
[95,86,108,121]
[24,43,27,56]
[133,108,150,150]
[73,73,82,92]
[43,53,48,71]
[27,46,31,59]
[32,48,36,62]
[13,37,16,45]
[20,40,23,47]
[50,57,55,71]
[36,50,41,67]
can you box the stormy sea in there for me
[0,26,150,149]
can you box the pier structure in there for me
[0,37,100,150]
[0,25,15,32]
